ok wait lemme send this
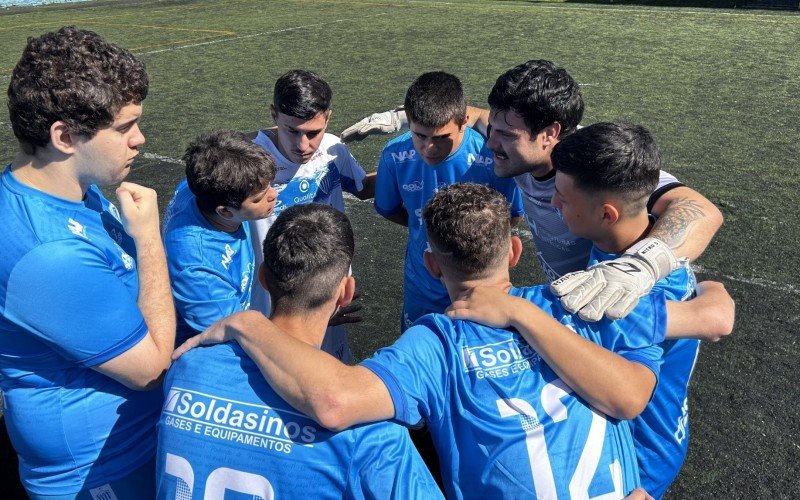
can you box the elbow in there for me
[604,395,648,421]
[709,204,724,233]
[124,367,168,391]
[307,392,356,432]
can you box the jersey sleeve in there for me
[374,149,403,217]
[647,169,685,212]
[333,141,367,195]
[4,240,147,367]
[347,422,443,499]
[171,265,244,334]
[359,323,448,427]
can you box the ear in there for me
[336,275,355,307]
[270,105,278,123]
[540,122,563,148]
[423,250,443,279]
[258,263,270,292]
[600,202,621,227]
[508,235,523,268]
[215,205,235,220]
[459,112,470,129]
[49,121,77,155]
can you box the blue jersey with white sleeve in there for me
[375,129,523,328]
[163,179,255,345]
[0,167,160,495]
[361,285,665,499]
[157,342,442,499]
[590,246,698,499]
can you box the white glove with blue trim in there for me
[340,107,407,143]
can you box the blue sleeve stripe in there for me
[359,360,412,425]
[80,319,149,368]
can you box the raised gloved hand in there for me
[340,107,407,143]
[550,238,683,321]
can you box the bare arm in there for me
[665,281,735,342]
[381,208,409,227]
[94,183,176,390]
[465,105,490,137]
[649,186,723,262]
[173,311,395,431]
[447,288,655,420]
[354,172,376,200]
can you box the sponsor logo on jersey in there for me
[120,252,133,271]
[471,154,493,167]
[402,181,424,192]
[67,218,88,239]
[391,149,416,163]
[462,339,541,379]
[299,179,311,193]
[107,203,122,223]
[221,244,235,270]
[163,388,320,454]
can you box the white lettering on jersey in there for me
[462,339,541,379]
[473,154,493,167]
[402,180,424,192]
[67,218,87,239]
[221,244,235,270]
[674,397,689,444]
[391,150,416,163]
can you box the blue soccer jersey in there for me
[163,179,255,345]
[157,342,442,499]
[375,128,524,329]
[0,167,160,495]
[590,246,699,499]
[362,285,666,499]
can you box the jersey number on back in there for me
[496,379,624,499]
[164,453,275,499]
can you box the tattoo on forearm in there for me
[651,198,707,249]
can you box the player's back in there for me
[363,285,665,498]
[157,342,440,499]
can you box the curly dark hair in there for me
[7,26,149,154]
[423,183,511,280]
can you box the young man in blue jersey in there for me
[157,203,441,499]
[163,131,277,345]
[175,184,733,499]
[342,60,723,323]
[248,69,375,363]
[0,27,175,497]
[373,71,523,332]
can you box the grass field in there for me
[0,0,798,497]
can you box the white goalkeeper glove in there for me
[550,238,683,322]
[340,107,408,143]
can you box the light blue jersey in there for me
[163,179,255,345]
[0,167,159,495]
[375,129,524,329]
[157,342,442,499]
[590,246,699,499]
[362,285,666,499]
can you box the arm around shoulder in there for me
[650,185,723,262]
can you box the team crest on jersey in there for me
[67,218,88,239]
[402,180,424,192]
[462,339,541,379]
[391,149,416,163]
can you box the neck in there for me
[11,151,85,201]
[197,202,242,233]
[269,305,333,348]
[442,267,513,302]
[594,212,653,254]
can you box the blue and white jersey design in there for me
[362,285,666,499]
[163,179,255,345]
[157,342,442,499]
[248,131,366,316]
[0,166,160,495]
[375,128,524,322]
[515,170,682,281]
[590,246,698,499]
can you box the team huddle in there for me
[0,27,735,499]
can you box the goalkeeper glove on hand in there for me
[340,107,408,143]
[550,238,683,322]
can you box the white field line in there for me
[137,13,387,55]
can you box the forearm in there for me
[381,208,409,227]
[509,299,655,419]
[232,312,392,430]
[650,187,723,262]
[466,105,489,137]
[665,281,735,341]
[135,230,176,364]
[356,172,376,200]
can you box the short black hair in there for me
[423,183,511,280]
[273,69,332,120]
[7,26,149,155]
[552,121,661,215]
[404,71,467,128]
[184,130,277,212]
[488,60,583,136]
[262,204,354,312]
